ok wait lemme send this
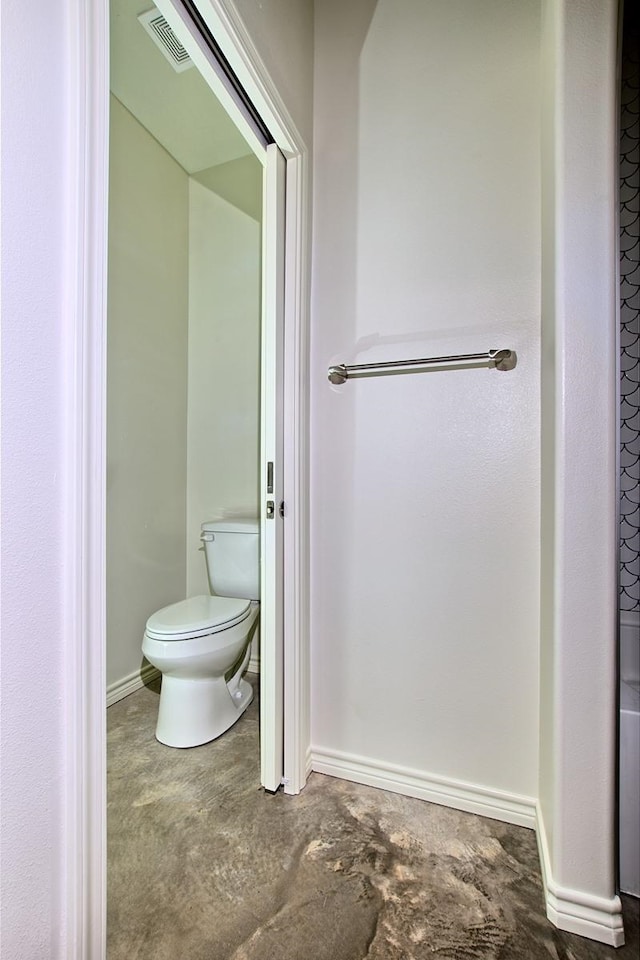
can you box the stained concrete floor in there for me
[108,675,639,960]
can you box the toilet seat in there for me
[145,595,251,642]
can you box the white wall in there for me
[193,154,262,221]
[107,96,189,690]
[107,115,262,682]
[1,0,72,953]
[186,176,261,597]
[538,0,558,871]
[311,0,541,804]
[538,0,622,945]
[230,0,314,148]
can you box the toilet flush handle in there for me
[200,532,215,542]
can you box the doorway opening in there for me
[104,0,301,950]
[107,0,266,715]
[67,0,310,948]
[107,0,282,765]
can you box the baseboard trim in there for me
[106,663,160,707]
[310,748,624,946]
[310,746,536,829]
[248,653,260,675]
[247,632,260,676]
[535,803,625,947]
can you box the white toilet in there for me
[142,519,259,748]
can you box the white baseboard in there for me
[106,662,160,707]
[310,746,536,828]
[535,804,625,947]
[310,748,625,946]
[248,634,260,676]
[248,653,260,675]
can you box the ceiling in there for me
[110,0,253,174]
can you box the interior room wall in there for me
[311,0,541,807]
[193,154,262,221]
[185,173,262,598]
[230,0,314,147]
[106,95,189,692]
[538,0,558,876]
[1,1,71,950]
[538,0,622,944]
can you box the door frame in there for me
[65,1,310,955]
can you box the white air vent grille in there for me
[138,9,194,73]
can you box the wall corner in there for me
[535,804,625,947]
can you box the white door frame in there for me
[260,143,286,791]
[65,1,310,955]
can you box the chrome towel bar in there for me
[327,348,517,384]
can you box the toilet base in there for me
[155,674,254,748]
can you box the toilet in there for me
[142,519,260,748]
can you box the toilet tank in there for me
[201,519,259,600]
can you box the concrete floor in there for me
[108,674,639,959]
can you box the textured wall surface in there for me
[311,0,541,798]
[107,96,189,689]
[230,0,314,146]
[1,1,70,954]
[186,176,261,597]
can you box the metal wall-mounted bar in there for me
[327,348,517,385]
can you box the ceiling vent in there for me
[138,9,194,73]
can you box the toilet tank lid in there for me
[201,519,259,535]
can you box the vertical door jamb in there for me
[260,143,286,791]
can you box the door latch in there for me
[266,500,275,520]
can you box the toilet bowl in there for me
[142,519,260,748]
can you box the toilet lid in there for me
[145,595,251,639]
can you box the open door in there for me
[260,143,286,791]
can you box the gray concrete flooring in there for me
[108,675,639,959]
